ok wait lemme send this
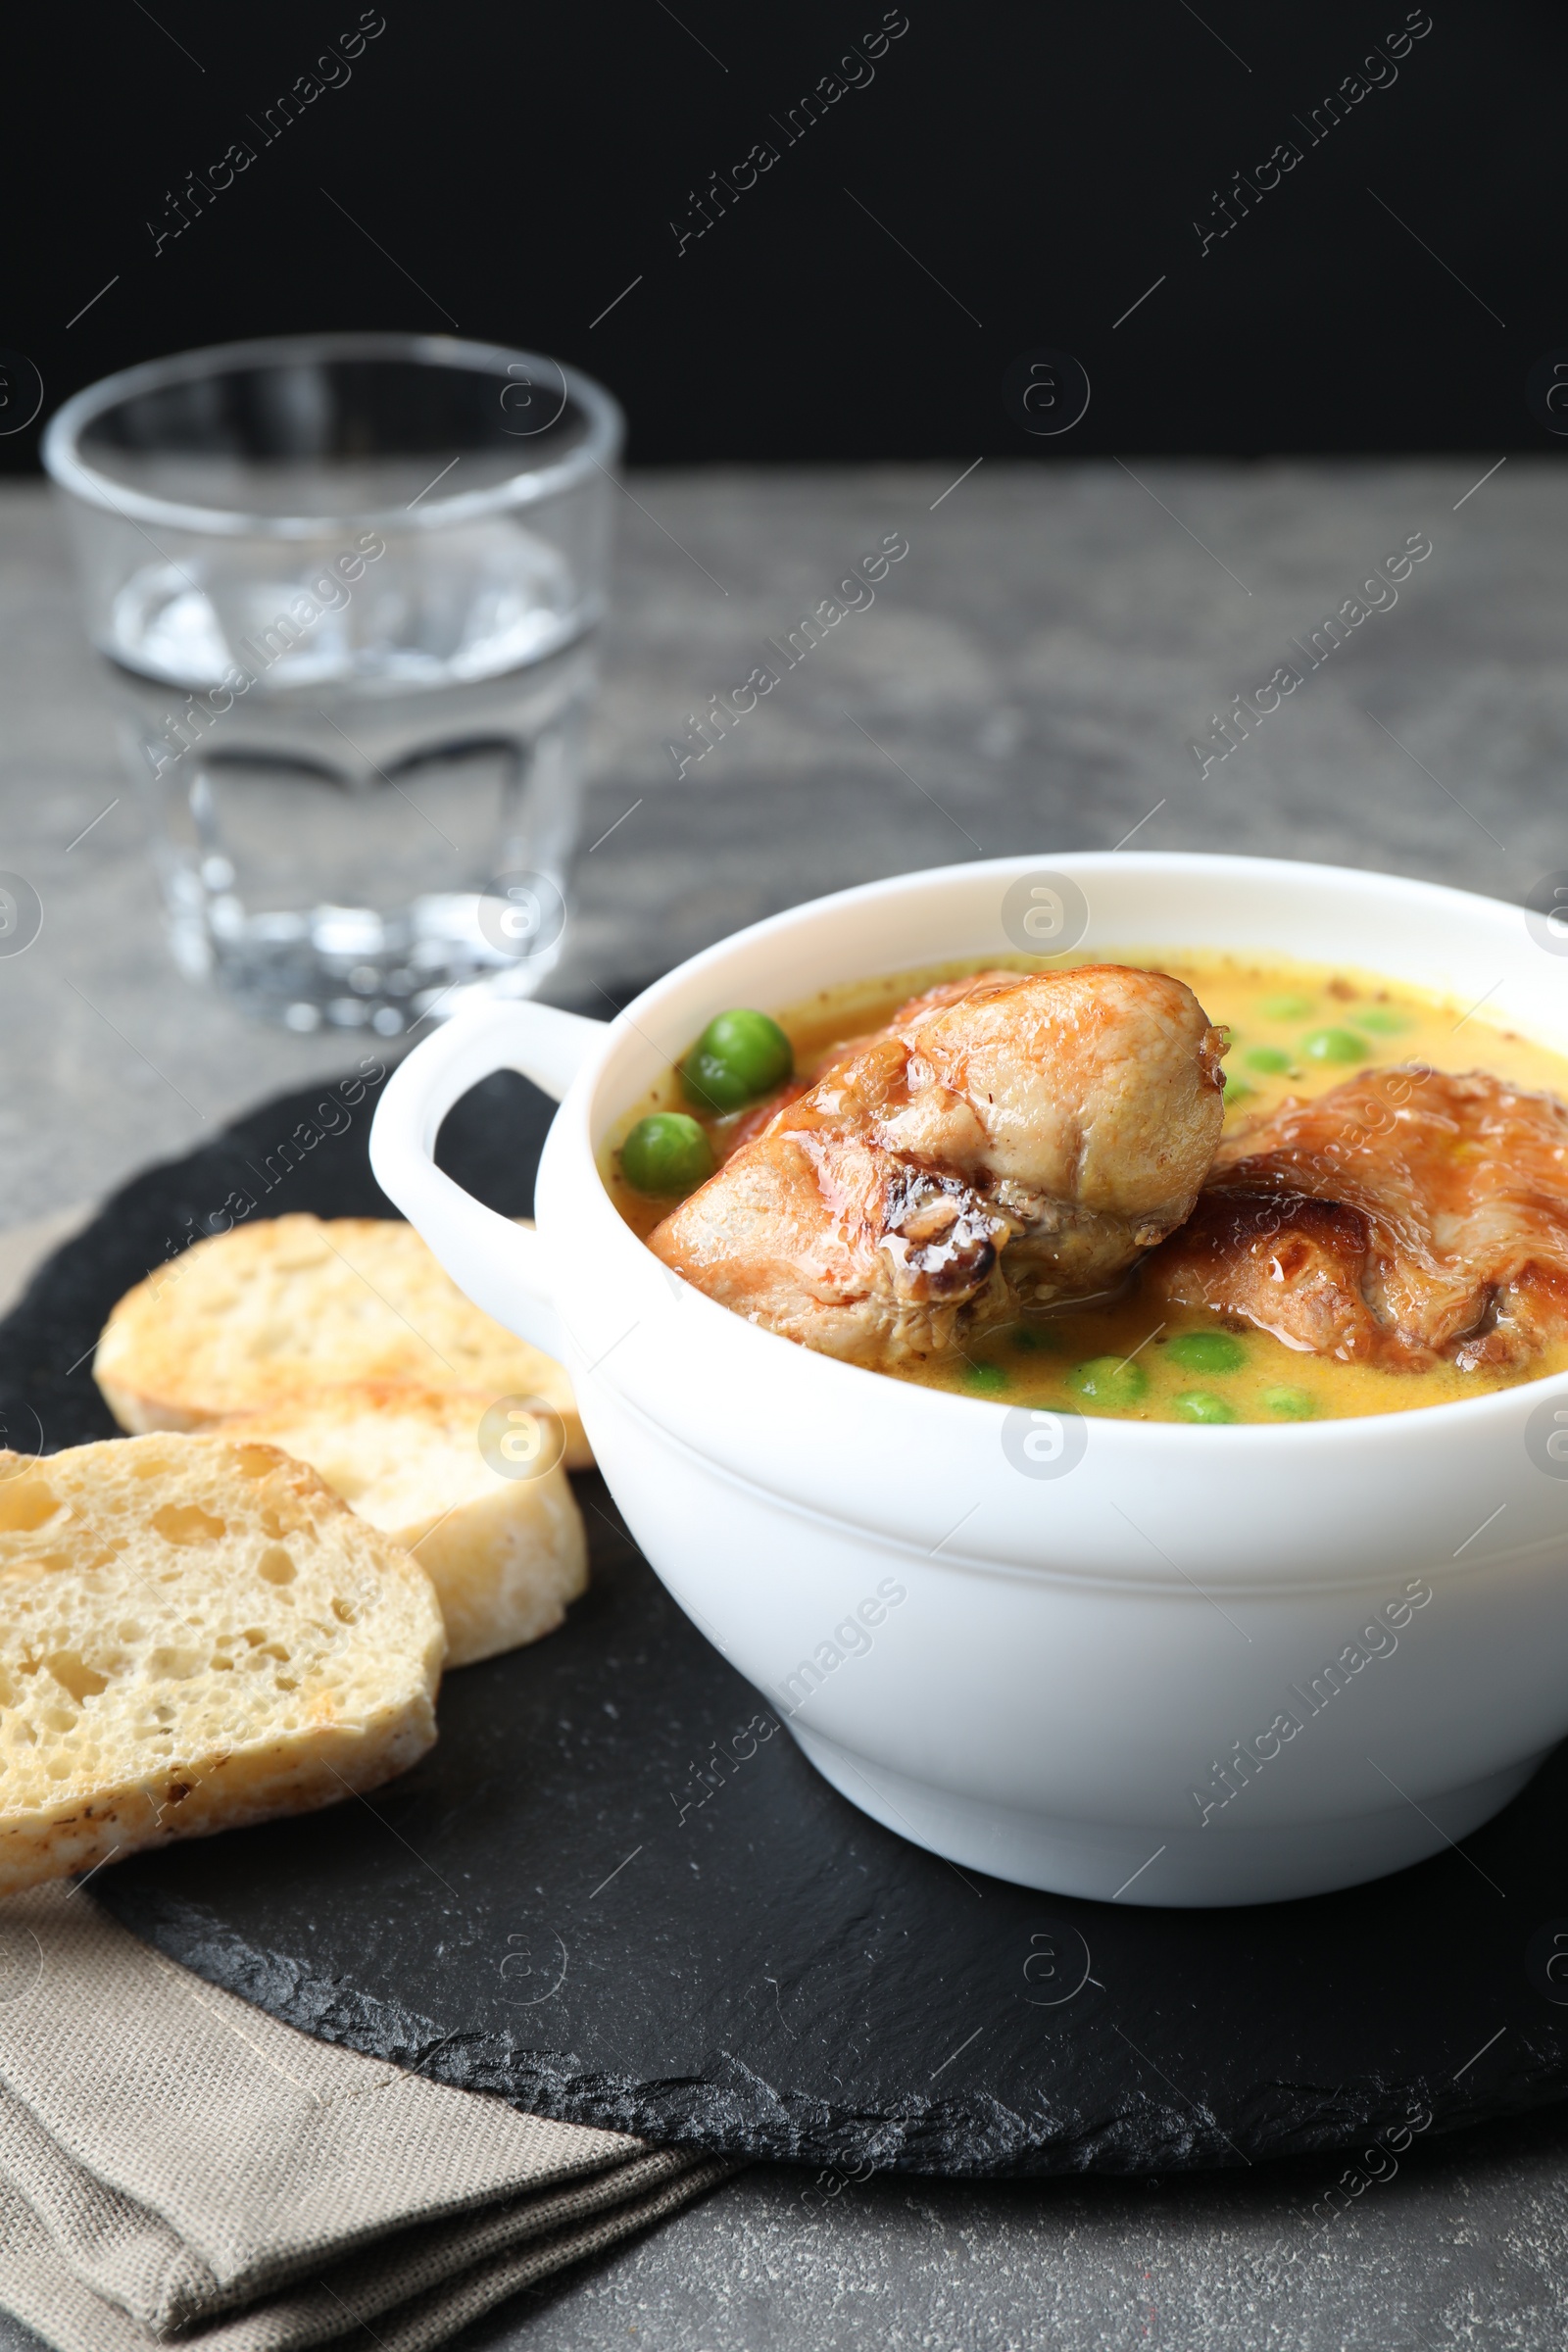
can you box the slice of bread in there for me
[220,1385,588,1667]
[0,1433,445,1896]
[94,1214,589,1468]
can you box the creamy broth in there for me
[603,953,1568,1422]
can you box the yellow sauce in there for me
[604,953,1568,1423]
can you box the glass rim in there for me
[41,330,624,540]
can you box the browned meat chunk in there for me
[1145,1066,1568,1371]
[649,966,1226,1367]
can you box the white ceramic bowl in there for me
[369,854,1568,1906]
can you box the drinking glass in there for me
[43,332,622,1034]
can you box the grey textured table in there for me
[3,459,1567,2349]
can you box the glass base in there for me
[167,890,565,1033]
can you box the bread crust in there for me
[94,1215,590,1466]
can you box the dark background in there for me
[3,1,1562,467]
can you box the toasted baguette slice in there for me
[0,1433,445,1896]
[220,1385,588,1667]
[94,1214,589,1468]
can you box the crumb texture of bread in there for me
[221,1384,589,1667]
[0,1433,445,1896]
[93,1214,589,1466]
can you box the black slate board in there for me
[9,1056,1568,2180]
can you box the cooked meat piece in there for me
[1145,1066,1568,1371]
[648,966,1226,1366]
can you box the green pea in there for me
[965,1363,1009,1394]
[1348,1006,1411,1035]
[1174,1391,1239,1424]
[1066,1354,1149,1408]
[1263,1385,1316,1419]
[620,1112,714,1198]
[1166,1330,1246,1374]
[1261,993,1316,1020]
[1245,1045,1292,1074]
[1300,1027,1367,1065]
[681,1008,794,1111]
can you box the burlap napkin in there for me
[0,1885,731,2352]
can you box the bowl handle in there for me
[369,1001,607,1361]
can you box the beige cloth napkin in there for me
[0,1886,730,2352]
